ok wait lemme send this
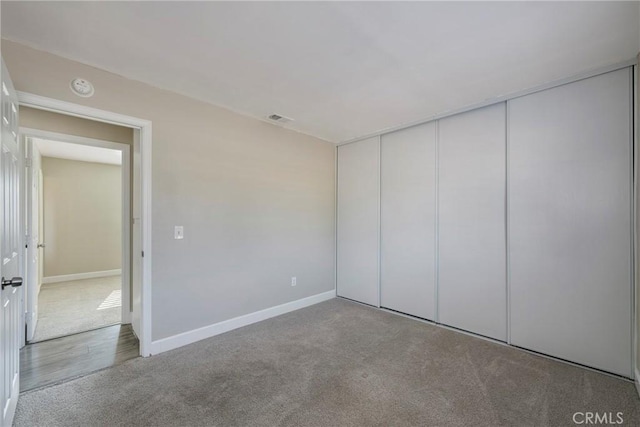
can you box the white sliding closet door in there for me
[337,137,380,306]
[380,122,436,320]
[509,68,632,377]
[438,104,506,340]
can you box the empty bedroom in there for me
[0,1,639,426]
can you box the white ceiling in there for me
[2,2,639,143]
[34,138,122,166]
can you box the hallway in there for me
[33,275,122,342]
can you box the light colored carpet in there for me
[32,276,122,342]
[15,298,640,426]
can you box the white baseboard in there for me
[150,290,336,355]
[42,269,122,284]
[635,368,640,399]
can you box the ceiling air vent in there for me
[267,114,293,124]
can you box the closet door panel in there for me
[509,68,632,377]
[438,103,507,340]
[380,122,436,320]
[337,137,380,306]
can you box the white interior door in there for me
[1,58,22,427]
[25,138,42,341]
[509,68,632,377]
[337,137,380,307]
[380,122,436,320]
[438,103,507,341]
[38,170,43,290]
[120,144,131,324]
[131,130,142,337]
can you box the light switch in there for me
[174,226,184,240]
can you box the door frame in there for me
[17,91,153,357]
[21,129,132,340]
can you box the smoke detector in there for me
[267,113,293,124]
[70,78,94,98]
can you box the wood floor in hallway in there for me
[20,324,139,392]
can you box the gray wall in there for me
[41,157,122,277]
[2,40,336,341]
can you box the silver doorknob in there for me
[2,276,23,290]
[37,243,45,248]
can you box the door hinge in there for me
[141,251,145,258]
[25,158,32,168]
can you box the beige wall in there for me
[42,157,121,277]
[1,40,336,341]
[20,106,133,144]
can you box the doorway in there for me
[16,92,153,358]
[19,128,140,391]
[23,131,131,343]
[14,95,153,390]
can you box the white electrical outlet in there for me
[174,226,184,240]
[291,277,297,287]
